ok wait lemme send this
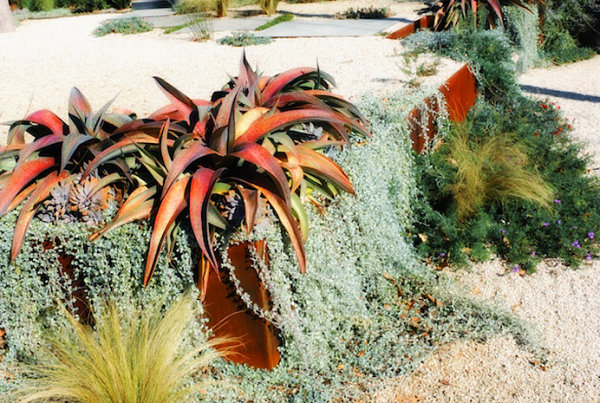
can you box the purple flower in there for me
[531,251,536,257]
[588,232,594,240]
[573,226,578,229]
[586,253,592,261]
[557,219,562,225]
[500,228,506,235]
[554,199,561,204]
[543,222,550,227]
[512,264,520,272]
[440,252,446,257]
[572,241,581,248]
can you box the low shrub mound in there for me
[218,32,272,46]
[334,6,391,19]
[93,17,153,36]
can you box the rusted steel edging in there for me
[386,17,478,152]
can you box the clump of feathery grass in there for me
[14,293,224,403]
[447,124,554,220]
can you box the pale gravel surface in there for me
[2,7,600,403]
[518,55,600,167]
[0,7,458,141]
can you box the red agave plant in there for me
[0,53,370,297]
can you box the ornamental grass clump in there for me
[447,124,553,220]
[13,294,222,403]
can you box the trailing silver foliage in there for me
[0,211,209,398]
[203,94,535,401]
[0,93,536,401]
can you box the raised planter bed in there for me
[408,63,478,153]
[386,16,479,153]
[202,241,280,370]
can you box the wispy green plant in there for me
[185,13,213,41]
[447,123,553,220]
[14,294,223,403]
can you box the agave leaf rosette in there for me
[419,0,538,30]
[91,55,370,295]
[0,88,139,261]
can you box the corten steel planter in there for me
[202,240,280,370]
[386,16,479,153]
[42,241,94,325]
[386,15,434,40]
[408,63,478,153]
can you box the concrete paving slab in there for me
[255,18,399,37]
[115,9,271,30]
[114,10,401,36]
[212,17,271,31]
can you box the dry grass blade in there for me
[14,294,225,403]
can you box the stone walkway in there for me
[118,7,407,36]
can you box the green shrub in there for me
[93,17,153,36]
[334,6,391,19]
[13,0,54,12]
[29,0,54,12]
[106,0,130,10]
[403,29,519,104]
[411,97,600,271]
[541,27,595,65]
[218,31,272,46]
[13,294,220,403]
[255,12,292,30]
[66,0,107,12]
[544,0,600,51]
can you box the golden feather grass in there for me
[14,293,226,403]
[447,124,554,220]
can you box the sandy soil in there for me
[1,6,600,403]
